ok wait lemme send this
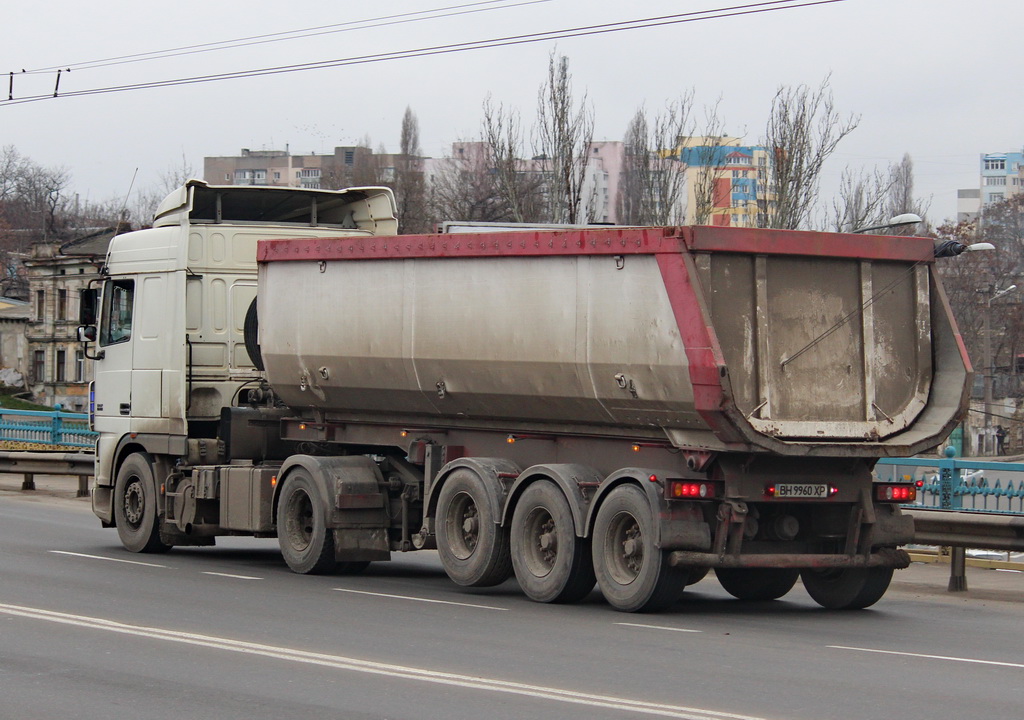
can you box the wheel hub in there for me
[123,481,144,527]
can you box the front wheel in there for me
[510,480,595,603]
[801,566,894,609]
[592,484,688,612]
[436,469,513,587]
[114,452,171,554]
[277,469,336,575]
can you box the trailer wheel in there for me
[114,452,171,554]
[436,469,513,587]
[510,480,595,603]
[277,469,337,575]
[715,568,799,601]
[592,484,688,612]
[801,566,894,609]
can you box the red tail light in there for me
[668,481,718,499]
[876,483,917,503]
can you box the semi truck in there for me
[78,179,971,612]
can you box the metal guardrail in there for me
[0,407,97,449]
[877,449,1024,591]
[0,450,94,497]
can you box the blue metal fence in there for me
[876,448,1024,515]
[0,406,97,449]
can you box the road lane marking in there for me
[202,572,263,581]
[48,550,167,568]
[0,602,766,720]
[829,645,1024,669]
[616,622,702,634]
[333,587,506,611]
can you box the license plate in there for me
[774,483,829,499]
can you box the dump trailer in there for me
[82,180,971,612]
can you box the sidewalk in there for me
[0,472,91,500]
[1,475,1019,601]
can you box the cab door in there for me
[93,278,135,459]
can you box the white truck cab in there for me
[80,180,397,524]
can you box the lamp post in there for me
[852,213,922,234]
[982,284,1017,455]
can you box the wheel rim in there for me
[445,491,479,560]
[283,488,314,552]
[521,505,557,578]
[605,510,643,585]
[122,476,144,529]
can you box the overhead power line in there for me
[19,0,548,74]
[2,0,847,107]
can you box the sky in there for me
[2,0,1021,225]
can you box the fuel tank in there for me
[255,226,970,457]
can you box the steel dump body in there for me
[256,226,970,458]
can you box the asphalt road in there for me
[2,491,1023,720]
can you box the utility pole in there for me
[981,284,1017,455]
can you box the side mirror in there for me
[77,324,104,359]
[79,287,99,325]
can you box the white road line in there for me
[829,645,1024,669]
[333,587,506,611]
[48,550,167,568]
[615,622,702,634]
[0,603,766,720]
[201,572,263,581]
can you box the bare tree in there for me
[534,52,594,224]
[763,76,859,230]
[884,153,931,233]
[427,142,509,224]
[482,97,544,222]
[395,107,430,233]
[618,95,692,226]
[829,165,892,232]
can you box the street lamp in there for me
[852,213,923,234]
[982,284,1017,455]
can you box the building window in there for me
[35,290,44,320]
[32,350,45,384]
[986,176,1007,186]
[984,158,1006,171]
[75,350,85,382]
[57,289,67,321]
[56,349,66,383]
[344,150,355,165]
[988,193,1005,203]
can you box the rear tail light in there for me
[875,483,917,503]
[668,481,719,499]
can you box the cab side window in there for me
[100,280,134,346]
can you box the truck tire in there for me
[114,452,171,554]
[801,566,894,609]
[592,484,688,612]
[436,468,513,587]
[510,480,595,603]
[715,568,799,601]
[277,469,337,575]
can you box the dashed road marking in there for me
[48,550,167,568]
[829,645,1024,669]
[333,587,506,611]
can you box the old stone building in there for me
[23,229,112,410]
